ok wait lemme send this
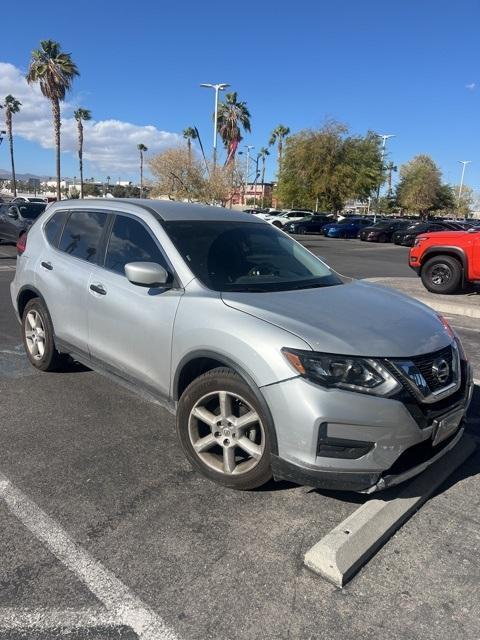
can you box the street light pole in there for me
[458,160,471,199]
[244,145,254,205]
[200,83,230,169]
[374,133,395,223]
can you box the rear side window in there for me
[104,215,167,276]
[44,211,68,247]
[59,211,108,262]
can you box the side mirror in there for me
[124,261,171,288]
[8,207,19,219]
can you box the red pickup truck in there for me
[409,229,480,294]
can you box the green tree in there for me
[26,40,79,201]
[3,95,22,197]
[455,184,473,217]
[137,143,148,197]
[396,155,445,219]
[277,122,383,211]
[73,108,91,198]
[217,92,251,165]
[269,124,290,176]
[82,182,101,197]
[183,127,197,165]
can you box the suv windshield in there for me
[18,203,47,220]
[164,221,342,292]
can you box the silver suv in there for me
[10,200,474,492]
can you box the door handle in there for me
[41,261,53,270]
[89,283,107,295]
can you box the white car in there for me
[265,210,313,228]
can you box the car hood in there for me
[418,230,473,241]
[221,280,451,357]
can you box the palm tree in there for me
[26,40,79,201]
[73,108,91,199]
[3,95,22,197]
[183,127,198,165]
[269,124,290,175]
[217,92,251,165]
[258,147,270,207]
[137,144,148,197]
[385,161,398,196]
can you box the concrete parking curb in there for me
[366,277,480,319]
[304,434,476,587]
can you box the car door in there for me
[0,205,20,241]
[87,212,184,398]
[35,209,110,357]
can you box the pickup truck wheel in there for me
[421,256,463,294]
[177,367,272,490]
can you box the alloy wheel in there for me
[431,264,451,286]
[188,390,265,475]
[24,310,46,360]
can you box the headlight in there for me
[282,348,401,396]
[413,237,425,247]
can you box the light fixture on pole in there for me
[374,133,395,222]
[457,160,471,199]
[200,83,230,168]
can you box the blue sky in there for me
[0,0,479,189]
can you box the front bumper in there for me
[262,361,474,493]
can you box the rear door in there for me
[35,209,110,357]
[87,212,184,397]
[0,205,20,241]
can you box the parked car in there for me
[10,199,473,492]
[285,214,332,235]
[323,217,372,238]
[409,228,480,294]
[0,202,47,242]
[265,210,313,228]
[358,220,409,243]
[393,221,465,247]
[12,196,47,203]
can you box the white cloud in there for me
[0,62,182,174]
[465,82,476,90]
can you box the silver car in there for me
[10,200,474,492]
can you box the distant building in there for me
[230,182,274,206]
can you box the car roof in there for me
[47,198,264,224]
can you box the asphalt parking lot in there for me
[0,239,479,640]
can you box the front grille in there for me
[411,345,454,391]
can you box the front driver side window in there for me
[105,215,168,276]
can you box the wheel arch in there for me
[16,285,47,318]
[173,350,278,455]
[420,246,467,272]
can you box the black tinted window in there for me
[18,203,47,220]
[105,215,167,275]
[44,211,68,247]
[59,211,107,262]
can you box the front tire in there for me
[177,367,272,490]
[421,256,463,294]
[22,298,64,371]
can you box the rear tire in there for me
[421,256,463,294]
[177,367,273,490]
[22,298,64,371]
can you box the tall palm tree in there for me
[385,161,398,196]
[3,95,22,197]
[258,147,270,207]
[73,107,91,199]
[137,144,148,197]
[26,40,79,201]
[217,92,251,165]
[183,127,197,165]
[269,124,290,175]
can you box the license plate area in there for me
[432,409,464,446]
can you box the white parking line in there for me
[0,474,178,639]
[0,608,118,631]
